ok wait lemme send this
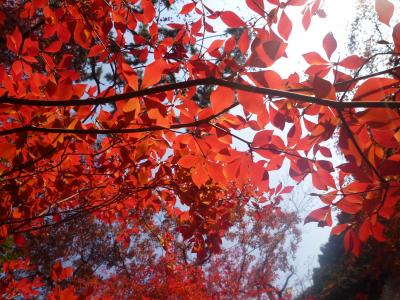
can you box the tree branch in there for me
[2,77,400,109]
[0,102,238,136]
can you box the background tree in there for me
[297,2,400,298]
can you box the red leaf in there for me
[371,128,399,148]
[51,261,73,282]
[302,8,311,30]
[87,44,105,57]
[331,224,349,236]
[224,36,236,54]
[6,27,22,54]
[303,52,328,65]
[353,78,398,101]
[252,130,273,148]
[207,39,224,56]
[13,234,25,247]
[312,169,335,190]
[237,89,265,114]
[74,21,91,49]
[220,11,246,28]
[263,39,287,62]
[210,86,234,113]
[372,221,386,241]
[192,19,203,35]
[336,195,363,214]
[304,206,332,227]
[339,55,365,69]
[179,3,196,14]
[280,186,294,194]
[322,32,337,59]
[375,0,394,26]
[288,0,307,5]
[49,286,78,300]
[12,60,23,75]
[344,229,361,256]
[45,41,62,53]
[57,23,71,43]
[238,29,250,55]
[359,218,372,242]
[314,76,336,100]
[140,0,156,24]
[192,161,209,188]
[122,62,138,90]
[278,10,292,40]
[319,146,332,157]
[178,155,200,169]
[142,60,167,88]
[245,0,265,16]
[393,23,400,52]
[0,142,16,161]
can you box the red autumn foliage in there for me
[0,0,400,298]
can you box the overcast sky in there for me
[201,0,361,293]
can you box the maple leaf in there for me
[51,261,73,282]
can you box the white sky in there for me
[202,0,360,293]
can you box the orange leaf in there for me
[353,78,398,101]
[178,155,200,169]
[237,89,265,114]
[122,62,138,90]
[210,86,234,114]
[141,60,166,88]
[123,98,140,114]
[192,161,209,188]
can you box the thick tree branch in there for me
[2,77,400,109]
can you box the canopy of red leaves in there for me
[0,0,400,298]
